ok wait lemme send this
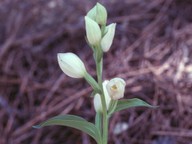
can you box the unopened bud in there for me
[95,3,107,25]
[87,3,107,25]
[101,23,116,52]
[85,16,101,45]
[57,53,86,78]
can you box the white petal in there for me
[85,16,101,45]
[57,53,86,78]
[101,23,116,52]
[102,80,111,109]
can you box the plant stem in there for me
[95,25,108,144]
[96,55,108,144]
[95,112,102,133]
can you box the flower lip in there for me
[111,84,118,90]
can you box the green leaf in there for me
[108,99,118,116]
[114,98,156,113]
[33,115,101,144]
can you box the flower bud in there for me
[93,93,103,113]
[85,16,102,46]
[87,5,96,21]
[106,78,126,100]
[95,3,107,25]
[87,3,107,25]
[57,53,86,78]
[93,80,111,113]
[101,23,116,52]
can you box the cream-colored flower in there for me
[106,78,126,100]
[93,80,111,113]
[85,16,101,45]
[101,23,116,52]
[57,53,86,78]
[87,3,107,25]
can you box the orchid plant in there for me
[33,3,154,144]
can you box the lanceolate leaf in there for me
[33,115,102,144]
[114,98,156,113]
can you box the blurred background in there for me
[0,0,192,144]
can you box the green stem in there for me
[93,24,108,144]
[96,59,103,86]
[96,54,108,144]
[95,112,102,133]
[101,25,106,37]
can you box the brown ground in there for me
[0,0,192,144]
